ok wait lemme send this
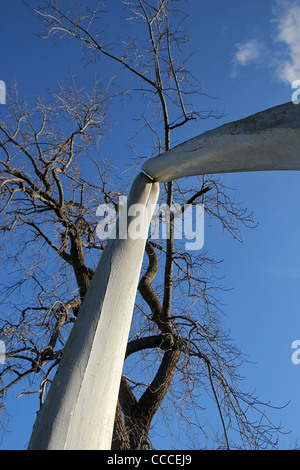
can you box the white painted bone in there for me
[143,102,300,181]
[28,173,159,450]
[28,102,300,450]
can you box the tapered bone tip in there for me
[142,102,300,182]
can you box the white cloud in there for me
[233,39,264,67]
[231,1,300,85]
[231,39,266,79]
[273,1,300,84]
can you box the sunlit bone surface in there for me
[143,102,300,182]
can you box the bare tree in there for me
[0,75,122,418]
[0,0,283,449]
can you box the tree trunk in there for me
[129,348,180,449]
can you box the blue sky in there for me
[0,0,300,450]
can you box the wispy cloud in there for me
[234,39,265,66]
[273,1,300,84]
[231,0,300,85]
[231,39,266,78]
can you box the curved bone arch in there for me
[28,102,300,450]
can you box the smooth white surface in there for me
[28,173,159,450]
[142,102,300,182]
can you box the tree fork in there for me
[69,233,92,301]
